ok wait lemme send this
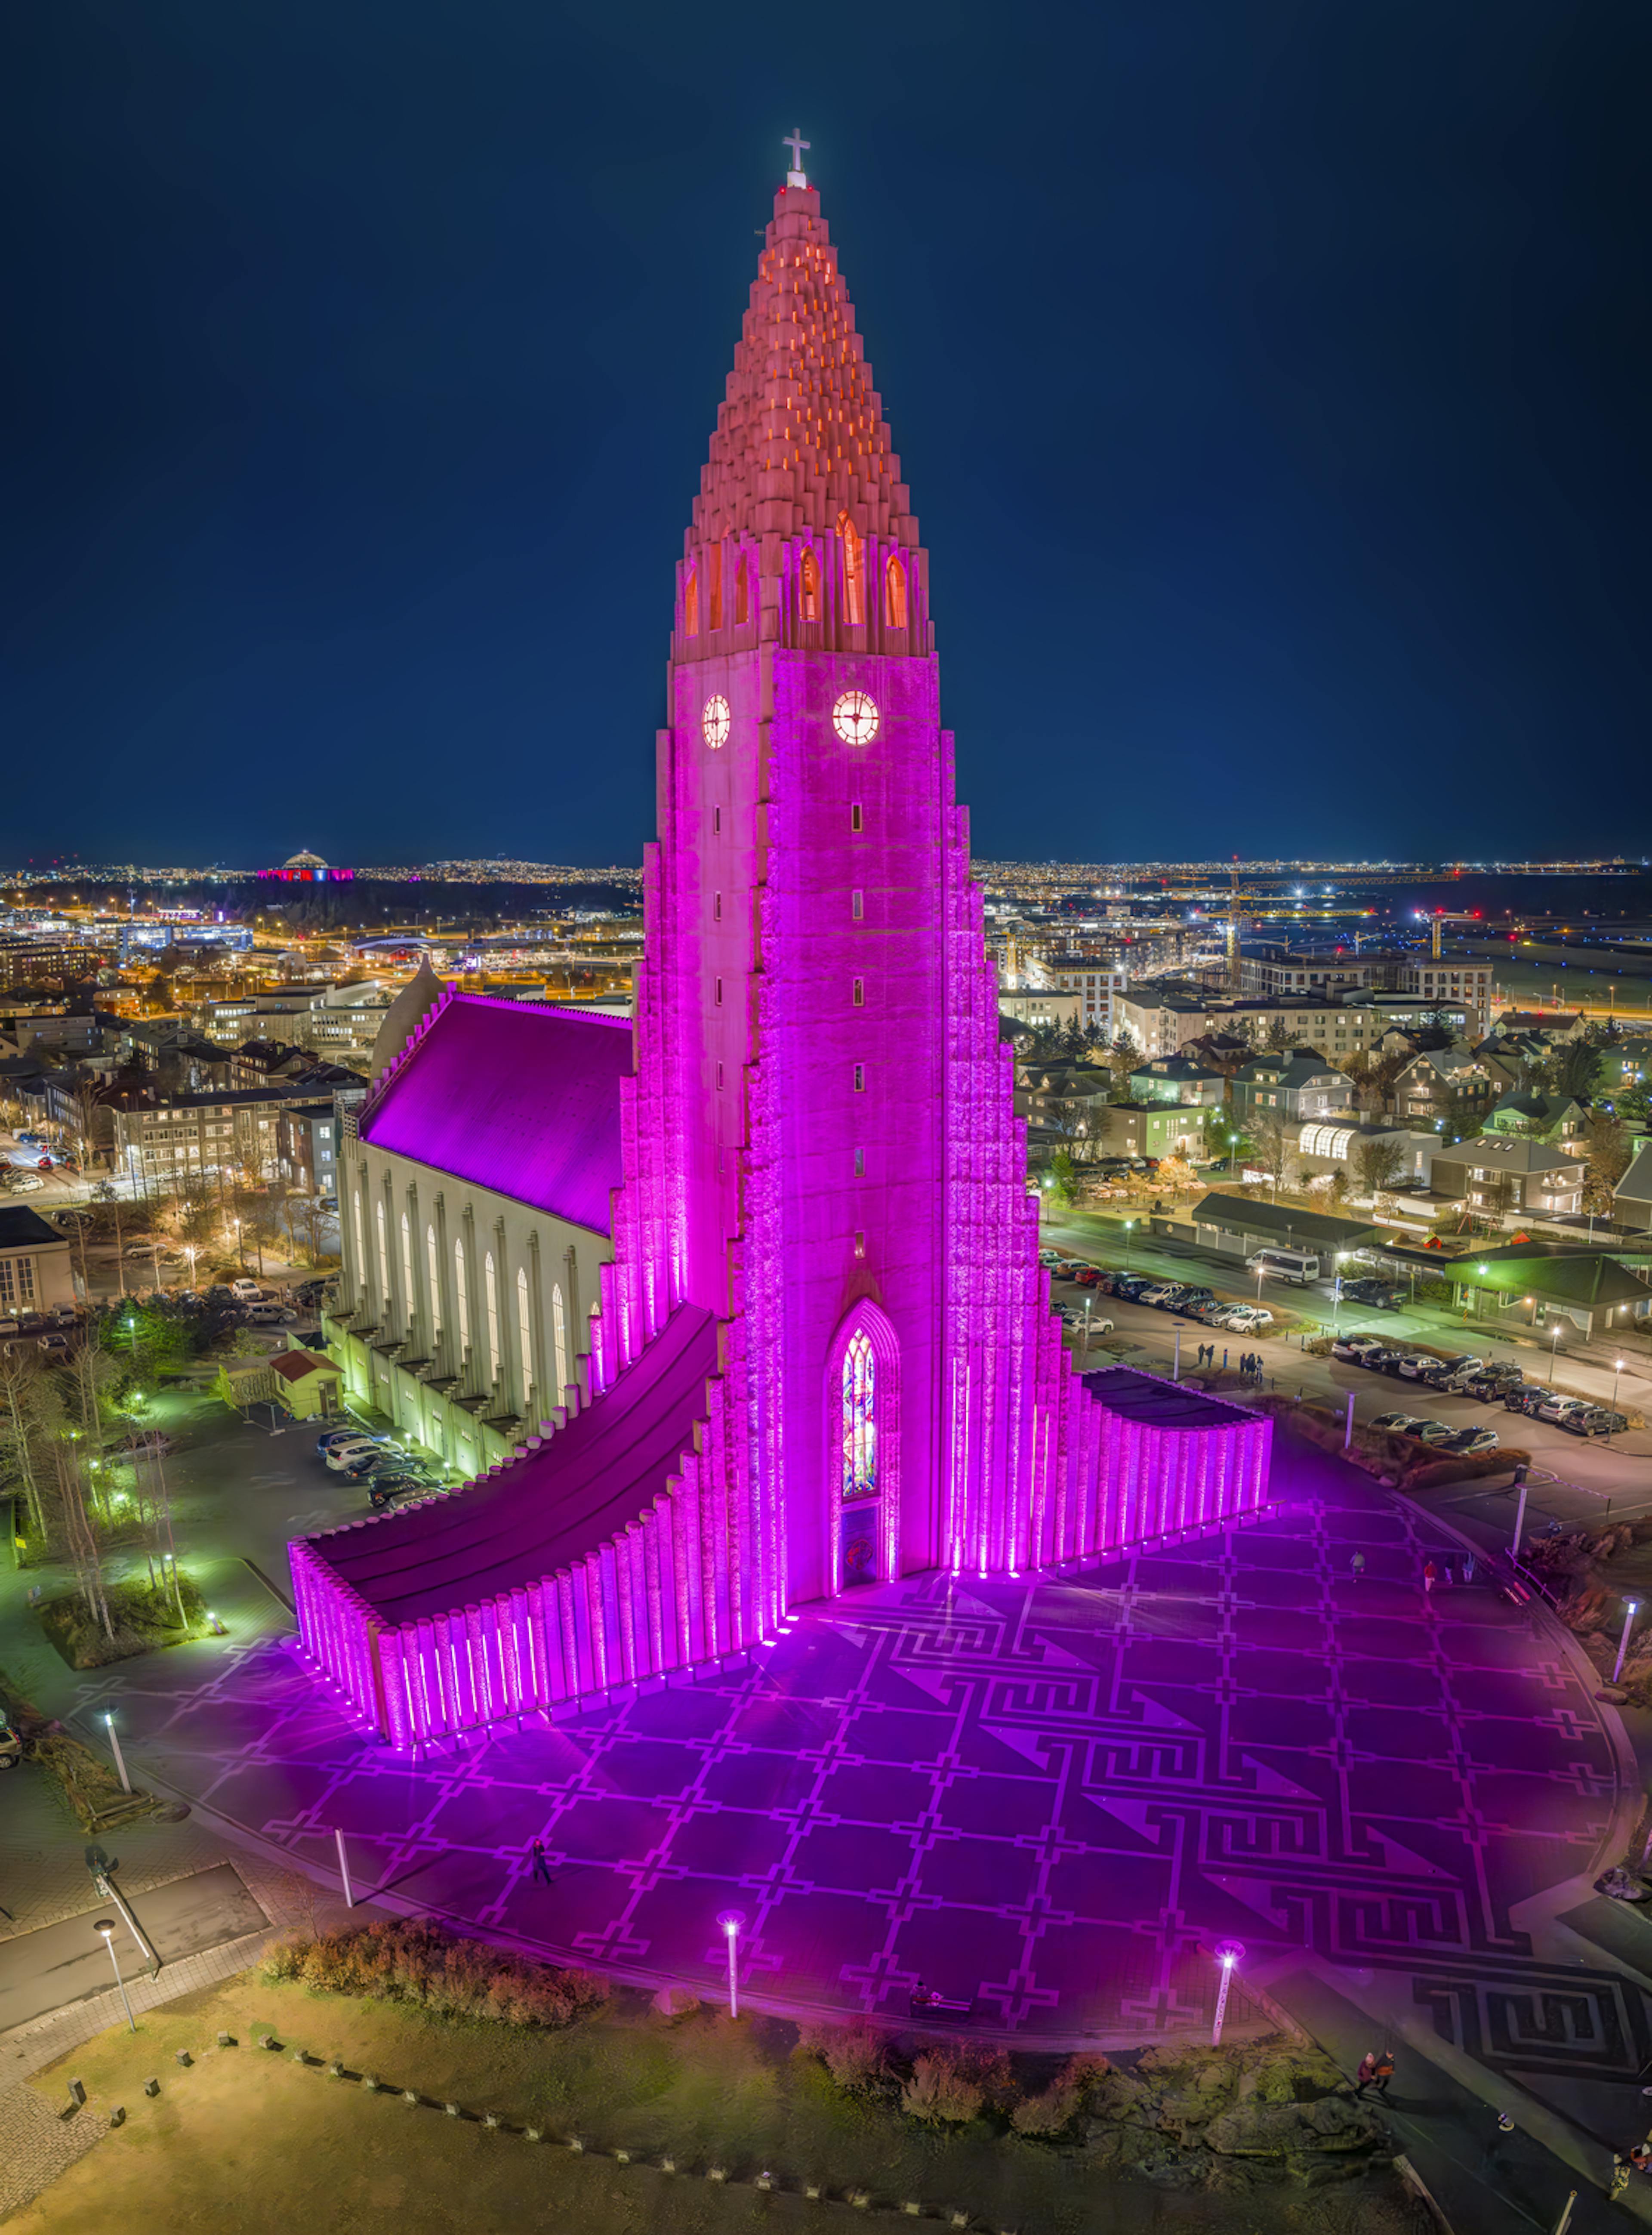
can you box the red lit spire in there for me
[689,182,918,558]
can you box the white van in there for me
[1245,1247,1320,1286]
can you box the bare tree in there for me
[1356,1136,1406,1197]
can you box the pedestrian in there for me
[1422,1560,1438,1595]
[1222,1348,1229,1370]
[1613,2155,1633,2201]
[528,1836,554,1886]
[1460,1554,1476,1586]
[1350,1550,1366,1581]
[1482,2109,1515,2174]
[1630,2140,1652,2176]
[1370,2050,1394,2096]
[1353,2051,1378,2094]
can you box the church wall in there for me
[329,1127,609,1475]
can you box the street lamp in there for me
[1211,1941,1245,2047]
[1611,1358,1624,1439]
[104,1711,130,1794]
[1122,1219,1135,1269]
[96,1919,137,2032]
[1615,1601,1641,1685]
[716,1909,746,2020]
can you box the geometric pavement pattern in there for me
[72,1442,1646,2084]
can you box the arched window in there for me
[838,512,864,624]
[683,563,699,637]
[425,1223,441,1335]
[484,1250,501,1384]
[454,1238,470,1353]
[552,1282,568,1398]
[516,1266,533,1409]
[352,1189,365,1284]
[374,1199,389,1307]
[840,1330,878,1586]
[799,546,820,623]
[885,552,908,630]
[734,555,750,627]
[708,543,723,631]
[399,1210,413,1321]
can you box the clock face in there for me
[701,695,731,750]
[832,690,879,747]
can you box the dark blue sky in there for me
[4,1,1648,870]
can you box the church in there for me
[297,154,1270,1748]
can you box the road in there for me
[1043,1209,1652,1529]
[0,1863,268,2033]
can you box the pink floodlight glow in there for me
[292,175,1273,1746]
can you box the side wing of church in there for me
[296,164,1271,1747]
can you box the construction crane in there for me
[1221,857,1281,994]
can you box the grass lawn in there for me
[16,1970,1413,2235]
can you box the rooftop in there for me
[0,1206,67,1250]
[358,992,630,1235]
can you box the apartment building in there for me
[111,1087,303,1185]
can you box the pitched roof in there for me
[358,993,630,1235]
[0,1206,65,1250]
[1616,1140,1652,1206]
[268,1349,335,1383]
[690,182,914,556]
[1432,1136,1578,1176]
[1190,1193,1381,1249]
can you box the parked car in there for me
[1535,1394,1591,1426]
[1224,1306,1273,1331]
[1340,1280,1404,1310]
[1331,1335,1386,1363]
[6,1173,43,1192]
[38,1334,71,1360]
[229,1278,263,1301]
[1111,1276,1152,1301]
[1389,1353,1437,1380]
[317,1427,367,1454]
[1460,1363,1523,1398]
[1412,1420,1456,1447]
[14,1131,43,1146]
[1371,1413,1429,1435]
[1563,1407,1629,1438]
[325,1437,384,1472]
[245,1304,299,1327]
[1440,1426,1501,1455]
[1134,1284,1173,1306]
[1505,1385,1554,1416]
[125,1429,176,1456]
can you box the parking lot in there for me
[1041,1229,1652,1531]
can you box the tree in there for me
[1585,1110,1633,1216]
[1356,1136,1407,1197]
[1248,1111,1288,1190]
[1615,1080,1652,1129]
[1262,1017,1292,1054]
[1551,1040,1606,1102]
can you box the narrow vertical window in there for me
[799,546,820,622]
[713,806,722,835]
[854,1231,866,1260]
[885,552,908,629]
[375,1199,389,1306]
[454,1238,470,1352]
[708,542,724,631]
[734,555,750,626]
[853,1064,866,1092]
[717,1061,724,1089]
[516,1266,533,1409]
[425,1223,441,1335]
[713,891,722,921]
[715,976,723,1005]
[552,1282,568,1398]
[484,1251,501,1384]
[852,977,864,1006]
[838,511,864,624]
[352,1188,365,1281]
[852,889,864,920]
[684,563,699,637]
[851,803,863,833]
[399,1210,413,1320]
[854,1147,864,1175]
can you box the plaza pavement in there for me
[15,1432,1649,2229]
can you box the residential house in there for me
[277,1100,341,1197]
[1482,1090,1588,1151]
[1614,1140,1652,1234]
[1392,1048,1500,1133]
[0,1205,76,1315]
[1427,1136,1585,1222]
[268,1348,343,1420]
[1091,1102,1208,1162]
[1186,1194,1381,1266]
[1230,1050,1354,1123]
[1127,1054,1226,1108]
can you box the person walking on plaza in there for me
[528,1836,554,1886]
[1354,2051,1378,2093]
[1350,1550,1366,1582]
[1423,1559,1439,1595]
[1481,2109,1515,2176]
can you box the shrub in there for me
[261,1920,607,2031]
[798,2019,890,2094]
[1011,2081,1080,2136]
[902,2051,984,2125]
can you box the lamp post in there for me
[1122,1219,1134,1270]
[1211,1941,1245,2047]
[96,1919,136,2032]
[717,1909,746,2019]
[1615,1601,1640,1686]
[1611,1358,1624,1440]
[104,1711,130,1795]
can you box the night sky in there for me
[5,2,1649,871]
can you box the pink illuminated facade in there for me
[293,166,1271,1745]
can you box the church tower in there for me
[290,151,1270,1748]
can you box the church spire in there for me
[687,177,918,559]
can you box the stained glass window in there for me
[841,1331,877,1504]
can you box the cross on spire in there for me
[783,127,810,179]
